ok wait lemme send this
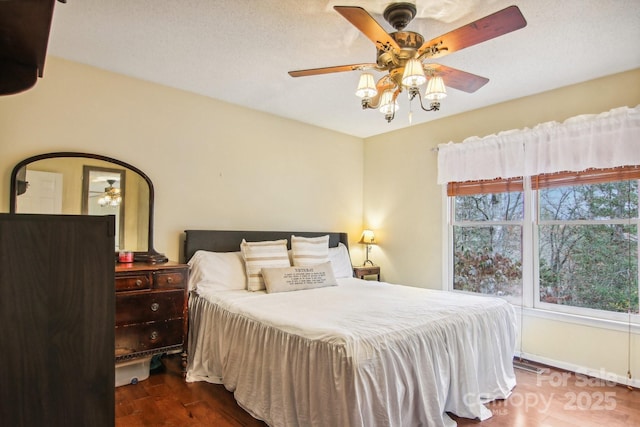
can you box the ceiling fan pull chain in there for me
[408,95,413,125]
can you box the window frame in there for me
[445,169,640,327]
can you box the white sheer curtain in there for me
[437,105,640,184]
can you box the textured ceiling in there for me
[46,0,640,138]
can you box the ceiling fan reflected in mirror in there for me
[288,3,527,123]
[98,179,122,207]
[90,178,122,207]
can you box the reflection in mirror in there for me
[82,166,126,250]
[10,153,166,263]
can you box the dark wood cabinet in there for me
[115,262,189,369]
[0,214,115,427]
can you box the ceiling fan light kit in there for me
[425,75,447,101]
[401,58,427,87]
[355,73,378,99]
[379,89,399,116]
[289,2,527,124]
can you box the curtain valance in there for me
[436,105,640,184]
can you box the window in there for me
[534,168,639,317]
[448,167,640,322]
[449,178,524,304]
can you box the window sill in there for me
[513,305,640,334]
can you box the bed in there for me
[183,230,516,427]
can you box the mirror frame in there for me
[10,152,167,263]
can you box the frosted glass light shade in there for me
[355,73,378,98]
[378,89,398,114]
[401,59,426,87]
[425,76,447,100]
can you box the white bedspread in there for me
[187,278,516,427]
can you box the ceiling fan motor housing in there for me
[383,2,417,30]
[376,31,425,83]
[377,3,423,79]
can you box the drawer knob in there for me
[135,279,143,287]
[150,331,159,341]
[150,302,160,312]
[167,277,173,284]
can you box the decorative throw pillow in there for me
[291,235,330,266]
[187,250,247,291]
[328,242,354,278]
[262,262,338,293]
[240,239,290,291]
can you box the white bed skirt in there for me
[187,282,517,427]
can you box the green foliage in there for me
[538,181,639,314]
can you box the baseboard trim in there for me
[515,352,639,389]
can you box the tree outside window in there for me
[449,168,639,319]
[453,190,523,303]
[538,180,639,314]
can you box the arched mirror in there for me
[10,152,167,263]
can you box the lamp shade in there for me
[401,58,426,87]
[425,75,447,100]
[358,229,376,244]
[378,89,398,115]
[355,73,377,99]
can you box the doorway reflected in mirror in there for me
[82,166,126,250]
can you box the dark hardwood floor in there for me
[116,355,639,426]
[452,364,639,426]
[115,355,265,426]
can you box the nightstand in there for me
[353,265,381,280]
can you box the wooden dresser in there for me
[115,261,189,369]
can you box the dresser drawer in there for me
[115,273,151,291]
[114,261,189,366]
[115,318,184,357]
[154,269,186,290]
[115,290,184,326]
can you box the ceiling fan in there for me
[288,3,527,122]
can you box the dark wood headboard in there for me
[183,230,349,263]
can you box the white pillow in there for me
[262,262,338,293]
[240,239,291,291]
[291,235,330,266]
[187,250,247,291]
[328,243,354,278]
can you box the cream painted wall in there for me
[364,68,640,385]
[0,57,365,261]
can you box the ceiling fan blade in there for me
[417,5,527,59]
[427,64,489,93]
[334,6,400,52]
[288,63,376,77]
